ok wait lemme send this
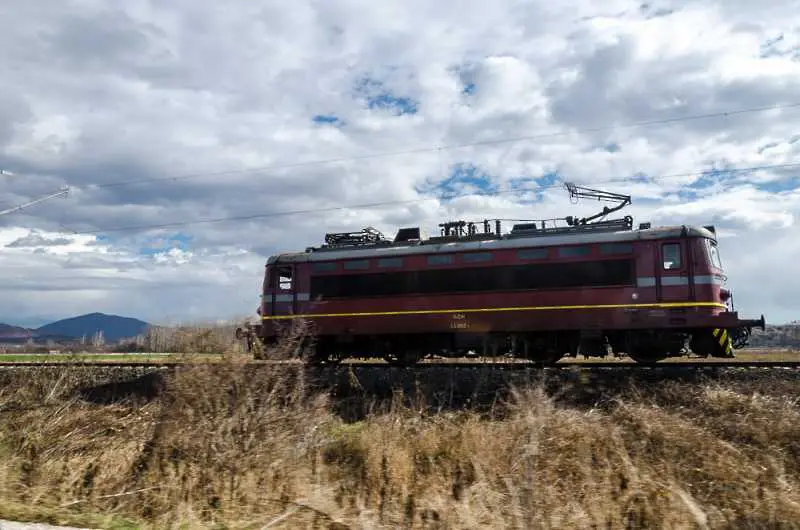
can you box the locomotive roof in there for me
[267,224,717,264]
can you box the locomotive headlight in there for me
[631,292,639,300]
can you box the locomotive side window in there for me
[518,248,547,260]
[344,259,370,270]
[559,245,590,257]
[311,262,337,273]
[378,257,404,268]
[600,243,633,255]
[662,243,682,270]
[461,252,493,263]
[310,258,635,298]
[427,255,453,265]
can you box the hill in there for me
[0,323,35,340]
[34,312,151,343]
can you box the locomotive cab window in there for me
[274,266,293,290]
[706,239,723,270]
[662,243,682,270]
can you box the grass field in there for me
[0,353,218,364]
[2,350,800,529]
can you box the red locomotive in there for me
[237,184,765,365]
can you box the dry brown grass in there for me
[2,349,800,529]
[119,320,250,354]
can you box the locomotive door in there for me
[656,240,690,302]
[271,264,298,316]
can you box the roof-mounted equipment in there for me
[564,182,633,230]
[323,226,390,248]
[429,219,502,242]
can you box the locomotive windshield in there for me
[706,239,723,270]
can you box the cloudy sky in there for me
[1,0,799,328]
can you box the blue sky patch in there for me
[450,63,478,96]
[437,163,498,197]
[516,189,549,206]
[416,163,500,199]
[604,142,621,153]
[505,171,564,206]
[138,233,193,256]
[536,171,559,187]
[354,76,418,116]
[684,163,800,194]
[508,171,567,200]
[369,94,417,114]
[676,188,701,201]
[688,166,736,190]
[758,176,800,193]
[312,114,343,126]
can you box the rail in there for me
[2,360,800,369]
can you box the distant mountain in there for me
[34,312,151,342]
[0,323,35,340]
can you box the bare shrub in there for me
[264,317,318,360]
[114,359,338,527]
[120,320,250,354]
[0,356,342,528]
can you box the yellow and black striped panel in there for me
[712,328,734,356]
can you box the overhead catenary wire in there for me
[6,100,798,235]
[83,101,800,190]
[62,160,800,235]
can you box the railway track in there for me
[2,360,800,369]
[4,357,797,413]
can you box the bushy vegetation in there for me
[116,321,248,354]
[1,320,251,355]
[1,344,800,529]
[749,323,800,349]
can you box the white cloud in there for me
[1,0,800,326]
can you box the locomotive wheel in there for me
[626,349,669,364]
[520,334,565,365]
[528,348,564,366]
[624,331,684,364]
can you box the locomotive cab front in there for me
[236,258,300,356]
[702,236,732,307]
[686,226,763,357]
[690,227,733,312]
[260,259,301,324]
